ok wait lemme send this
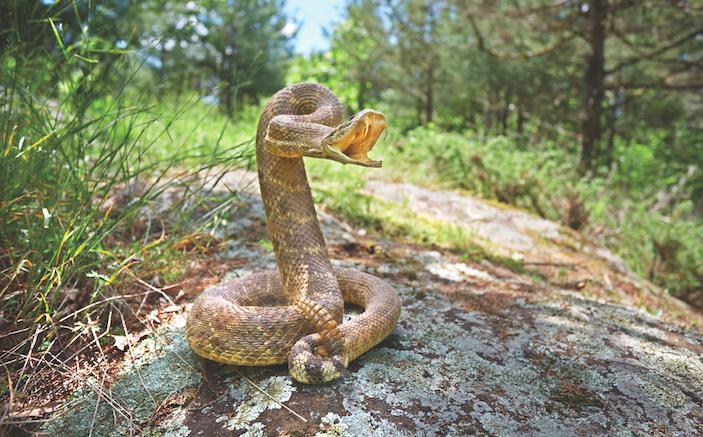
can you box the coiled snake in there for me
[186,83,401,384]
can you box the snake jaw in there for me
[323,109,386,167]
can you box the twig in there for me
[1,349,138,431]
[185,392,228,412]
[123,269,177,307]
[0,326,33,339]
[0,291,153,367]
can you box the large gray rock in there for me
[44,186,703,436]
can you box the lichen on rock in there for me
[43,317,201,436]
[42,179,703,436]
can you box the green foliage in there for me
[287,52,358,110]
[590,199,703,295]
[285,4,387,114]
[379,126,703,296]
[112,92,260,164]
[383,127,574,218]
[133,0,293,115]
[321,0,703,297]
[0,3,252,380]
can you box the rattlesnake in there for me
[185,83,401,384]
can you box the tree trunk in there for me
[604,100,617,168]
[220,60,239,117]
[579,0,608,172]
[357,79,367,113]
[517,106,526,136]
[424,64,434,124]
[501,88,513,135]
[221,72,234,116]
[416,99,424,126]
[517,103,527,146]
[482,97,492,140]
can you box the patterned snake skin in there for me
[186,83,401,384]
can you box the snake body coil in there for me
[186,83,401,384]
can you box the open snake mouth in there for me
[327,109,387,166]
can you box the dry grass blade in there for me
[88,374,106,437]
[0,349,140,433]
[115,308,157,410]
[17,325,41,393]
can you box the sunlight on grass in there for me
[0,49,253,389]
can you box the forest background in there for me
[1,0,702,400]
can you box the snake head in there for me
[322,109,387,168]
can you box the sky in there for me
[284,0,346,55]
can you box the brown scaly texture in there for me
[186,83,401,384]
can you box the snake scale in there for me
[186,83,401,384]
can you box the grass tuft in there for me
[0,40,253,406]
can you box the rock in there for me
[418,250,496,283]
[363,179,699,324]
[365,181,615,268]
[43,175,703,436]
[44,258,703,435]
[365,181,562,252]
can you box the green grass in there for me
[112,92,260,166]
[0,45,252,393]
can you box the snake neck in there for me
[255,84,343,319]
